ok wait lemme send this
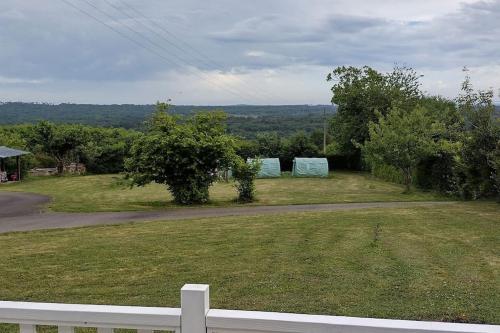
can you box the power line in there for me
[59,0,257,103]
[78,0,255,102]
[98,0,268,103]
[120,0,224,70]
[60,0,176,67]
[113,0,278,102]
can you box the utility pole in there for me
[323,108,327,155]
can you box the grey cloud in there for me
[325,15,386,33]
[0,0,499,103]
[209,15,326,43]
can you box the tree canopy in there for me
[26,121,89,173]
[327,65,422,168]
[125,104,237,204]
[454,70,500,199]
[360,107,449,192]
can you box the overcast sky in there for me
[1,0,499,105]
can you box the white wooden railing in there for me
[1,284,498,333]
[0,301,181,333]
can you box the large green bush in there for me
[126,104,236,204]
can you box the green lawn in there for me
[0,202,498,323]
[0,172,444,212]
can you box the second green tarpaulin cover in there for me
[247,158,281,178]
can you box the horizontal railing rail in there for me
[0,301,181,332]
[1,284,498,333]
[207,309,499,333]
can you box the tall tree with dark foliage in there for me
[327,65,422,168]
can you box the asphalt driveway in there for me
[0,192,455,234]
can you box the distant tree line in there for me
[0,103,333,138]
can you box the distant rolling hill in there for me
[0,102,336,138]
[1,102,496,139]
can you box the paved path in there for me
[0,192,455,234]
[0,192,51,218]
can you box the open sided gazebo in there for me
[0,146,30,181]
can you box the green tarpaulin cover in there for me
[248,158,281,178]
[292,158,329,177]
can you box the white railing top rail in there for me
[1,285,499,333]
[0,301,180,331]
[207,309,500,333]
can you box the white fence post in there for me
[58,326,75,333]
[19,324,36,333]
[181,284,209,333]
[97,328,113,333]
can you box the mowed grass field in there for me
[0,202,498,324]
[0,172,444,212]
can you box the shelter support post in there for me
[16,156,21,181]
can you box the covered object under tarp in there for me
[247,158,281,178]
[292,157,329,177]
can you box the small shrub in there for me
[233,158,261,203]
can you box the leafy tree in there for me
[232,158,261,202]
[0,126,28,148]
[281,131,319,170]
[255,132,284,157]
[26,121,89,174]
[125,104,236,204]
[2,123,140,175]
[284,131,319,158]
[415,96,463,192]
[327,65,422,168]
[235,138,258,160]
[360,106,448,192]
[82,127,139,174]
[454,70,500,199]
[385,65,423,109]
[309,129,332,152]
[489,140,500,201]
[419,96,461,130]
